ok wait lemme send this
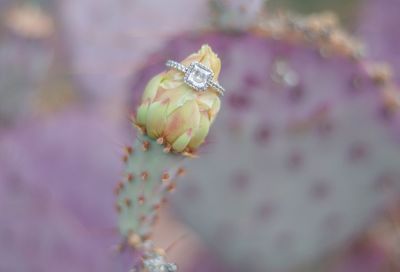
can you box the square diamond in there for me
[184,62,213,91]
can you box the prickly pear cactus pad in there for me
[358,0,400,83]
[129,14,400,271]
[116,45,223,271]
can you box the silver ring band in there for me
[166,60,225,96]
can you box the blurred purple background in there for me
[0,0,399,271]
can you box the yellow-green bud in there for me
[135,45,222,153]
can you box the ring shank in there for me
[166,60,187,73]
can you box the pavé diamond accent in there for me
[165,60,187,73]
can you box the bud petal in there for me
[209,98,221,122]
[143,73,165,101]
[136,99,150,125]
[197,92,221,123]
[145,99,169,138]
[144,73,165,100]
[188,112,211,149]
[165,99,200,144]
[172,129,193,152]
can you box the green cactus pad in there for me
[116,134,185,239]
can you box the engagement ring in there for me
[166,60,225,96]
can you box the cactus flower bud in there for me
[135,45,222,153]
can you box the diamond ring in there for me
[166,60,225,96]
